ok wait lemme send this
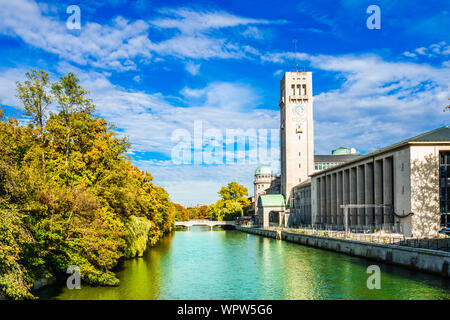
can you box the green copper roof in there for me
[258,194,285,207]
[255,164,271,175]
[332,147,351,155]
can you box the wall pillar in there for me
[350,167,357,226]
[374,160,383,228]
[337,171,343,226]
[315,178,321,225]
[326,175,331,225]
[331,173,337,225]
[343,169,350,227]
[263,209,269,228]
[321,176,326,225]
[365,162,374,227]
[357,165,365,227]
[383,157,394,229]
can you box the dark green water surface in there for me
[37,227,450,299]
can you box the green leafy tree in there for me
[0,69,176,299]
[210,182,249,221]
[51,72,94,186]
[219,182,250,207]
[16,69,52,166]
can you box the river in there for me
[37,227,450,300]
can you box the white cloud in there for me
[242,26,265,40]
[185,61,201,75]
[136,162,272,206]
[0,1,279,68]
[0,0,153,70]
[403,42,450,59]
[259,49,449,154]
[0,67,27,106]
[150,7,272,34]
[305,53,450,154]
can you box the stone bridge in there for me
[175,220,236,230]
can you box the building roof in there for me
[407,126,450,142]
[255,164,272,175]
[311,126,450,176]
[258,194,285,207]
[314,154,361,163]
[293,178,311,189]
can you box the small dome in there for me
[332,147,351,155]
[255,164,272,175]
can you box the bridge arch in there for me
[175,220,235,230]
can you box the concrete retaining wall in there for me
[236,226,450,277]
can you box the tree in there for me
[16,70,52,135]
[16,69,52,166]
[50,72,94,186]
[0,69,176,299]
[210,182,249,221]
[219,182,250,207]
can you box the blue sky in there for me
[0,0,449,205]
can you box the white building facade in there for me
[254,70,450,238]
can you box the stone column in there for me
[331,173,337,225]
[326,175,331,225]
[383,157,394,229]
[337,171,343,226]
[357,165,365,227]
[321,176,326,225]
[374,160,383,228]
[263,208,269,228]
[350,167,357,227]
[343,169,350,227]
[365,162,374,227]
[316,178,321,225]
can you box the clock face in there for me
[293,105,305,116]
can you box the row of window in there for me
[315,162,340,171]
[440,153,450,226]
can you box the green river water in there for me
[37,227,450,300]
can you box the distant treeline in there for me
[172,182,251,222]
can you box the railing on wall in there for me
[260,224,450,253]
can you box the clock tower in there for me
[279,71,314,204]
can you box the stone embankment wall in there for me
[236,226,450,277]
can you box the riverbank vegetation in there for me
[171,182,250,222]
[0,70,175,299]
[209,182,250,221]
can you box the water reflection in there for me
[37,228,450,300]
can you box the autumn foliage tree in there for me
[209,182,250,221]
[0,69,175,299]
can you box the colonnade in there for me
[315,157,394,228]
